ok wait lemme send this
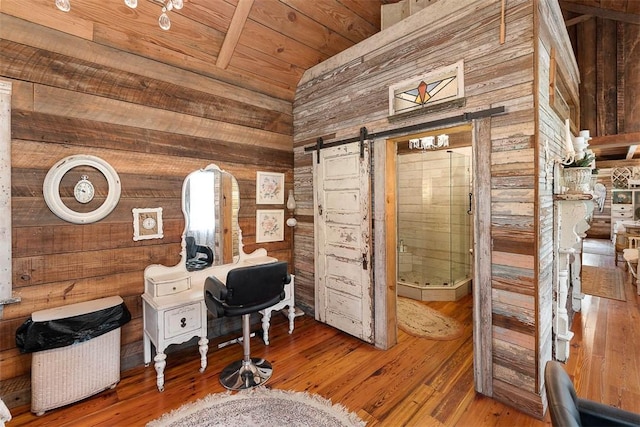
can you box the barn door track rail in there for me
[305,106,506,163]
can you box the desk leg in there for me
[288,305,296,334]
[261,310,272,345]
[198,337,209,373]
[154,352,166,392]
[143,333,151,366]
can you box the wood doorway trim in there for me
[472,117,493,395]
[376,120,493,394]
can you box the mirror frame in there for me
[181,164,240,270]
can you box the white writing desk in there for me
[142,250,295,392]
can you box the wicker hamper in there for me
[29,296,124,416]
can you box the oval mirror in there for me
[183,164,239,271]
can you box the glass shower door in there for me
[448,151,471,286]
[397,148,471,288]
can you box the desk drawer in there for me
[149,276,191,297]
[614,211,633,219]
[164,303,201,339]
[613,204,633,213]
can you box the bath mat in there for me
[146,387,365,427]
[397,297,464,340]
[581,266,626,301]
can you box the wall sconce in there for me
[408,134,449,150]
[286,190,297,227]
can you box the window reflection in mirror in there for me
[183,165,239,271]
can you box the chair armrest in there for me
[578,398,640,427]
[204,276,227,318]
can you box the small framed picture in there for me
[256,209,284,243]
[256,171,285,204]
[132,207,163,241]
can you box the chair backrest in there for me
[545,360,582,427]
[225,261,290,307]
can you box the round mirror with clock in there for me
[43,155,121,224]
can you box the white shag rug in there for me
[147,387,366,427]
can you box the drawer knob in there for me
[180,317,187,328]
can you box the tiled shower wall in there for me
[397,147,472,286]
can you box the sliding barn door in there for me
[313,142,373,343]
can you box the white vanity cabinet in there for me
[611,189,635,240]
[141,164,297,392]
[143,255,296,392]
[142,274,208,393]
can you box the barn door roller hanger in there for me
[306,106,505,164]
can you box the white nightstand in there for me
[142,273,208,392]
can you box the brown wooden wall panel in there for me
[0,15,295,383]
[563,7,637,148]
[0,41,293,136]
[12,222,182,258]
[492,236,536,256]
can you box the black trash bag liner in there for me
[15,302,131,353]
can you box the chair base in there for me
[220,357,273,390]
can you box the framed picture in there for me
[256,171,285,204]
[256,209,284,243]
[132,207,163,241]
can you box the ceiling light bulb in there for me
[55,0,71,12]
[124,0,137,8]
[172,0,183,10]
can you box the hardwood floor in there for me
[7,238,640,426]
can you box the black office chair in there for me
[545,360,640,427]
[204,261,290,390]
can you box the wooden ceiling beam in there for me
[589,131,640,149]
[216,0,255,70]
[565,14,592,27]
[559,1,640,25]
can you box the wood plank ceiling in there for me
[4,0,385,102]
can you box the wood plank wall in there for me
[537,0,580,409]
[565,4,640,137]
[293,0,577,418]
[0,14,294,386]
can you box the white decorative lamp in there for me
[286,190,297,227]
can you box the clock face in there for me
[73,176,95,204]
[142,216,157,230]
